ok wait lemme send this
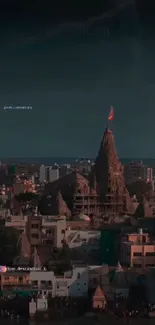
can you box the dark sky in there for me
[0,0,155,158]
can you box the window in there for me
[133,252,142,256]
[133,264,142,268]
[41,281,46,285]
[31,234,39,238]
[46,229,52,235]
[46,239,53,244]
[145,264,155,267]
[145,252,155,256]
[19,276,23,282]
[31,224,39,229]
[77,273,81,279]
[4,276,9,280]
[32,280,38,286]
[61,230,65,234]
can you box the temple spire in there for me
[57,191,71,217]
[94,125,134,216]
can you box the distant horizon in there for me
[0,156,155,159]
[0,156,155,161]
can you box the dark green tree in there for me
[15,192,38,203]
[0,227,20,265]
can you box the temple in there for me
[38,191,71,218]
[93,127,135,216]
[45,171,100,218]
[43,126,135,219]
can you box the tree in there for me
[15,192,38,203]
[0,227,20,265]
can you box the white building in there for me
[30,266,88,297]
[39,165,59,183]
[42,215,66,248]
[65,230,100,251]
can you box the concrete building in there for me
[30,266,88,297]
[39,165,59,183]
[120,229,155,271]
[124,161,152,185]
[0,271,30,290]
[26,215,66,247]
[59,165,71,178]
[42,215,66,247]
[5,215,28,231]
[65,229,100,250]
[5,212,100,252]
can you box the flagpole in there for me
[108,106,114,132]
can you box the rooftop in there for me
[122,240,155,246]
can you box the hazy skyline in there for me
[0,2,155,158]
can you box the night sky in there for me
[0,0,155,158]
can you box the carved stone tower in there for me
[94,127,132,216]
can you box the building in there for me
[12,181,25,195]
[89,265,110,297]
[5,211,100,251]
[45,171,100,217]
[0,270,30,291]
[73,158,93,177]
[26,212,100,250]
[0,265,88,298]
[124,161,150,185]
[65,229,100,249]
[39,165,59,183]
[111,262,129,298]
[59,165,71,178]
[92,285,107,310]
[65,229,100,263]
[38,191,71,218]
[91,128,135,216]
[43,127,137,218]
[120,228,155,271]
[5,214,28,231]
[26,215,67,247]
[30,266,88,297]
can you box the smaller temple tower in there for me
[92,285,107,310]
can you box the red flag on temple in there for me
[108,106,114,121]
